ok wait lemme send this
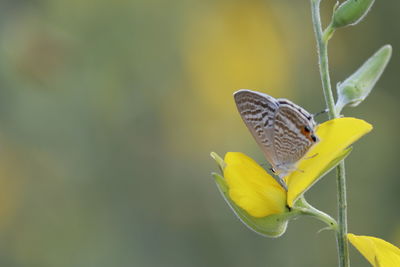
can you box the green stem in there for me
[310,1,350,266]
[310,0,337,119]
[336,161,349,266]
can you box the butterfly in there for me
[234,89,319,184]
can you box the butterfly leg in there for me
[303,153,319,160]
[295,167,304,173]
[276,177,288,191]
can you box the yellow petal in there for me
[223,152,286,218]
[286,117,372,206]
[348,233,400,266]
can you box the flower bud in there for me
[331,0,375,28]
[336,45,392,113]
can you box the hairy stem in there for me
[310,0,349,266]
[336,161,349,267]
[310,0,337,119]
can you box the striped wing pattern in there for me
[274,101,314,168]
[234,90,279,168]
[234,89,317,177]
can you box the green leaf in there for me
[336,45,392,113]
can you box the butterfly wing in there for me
[273,99,317,173]
[234,89,280,170]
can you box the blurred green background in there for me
[0,0,398,266]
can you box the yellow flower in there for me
[224,152,287,218]
[211,152,290,237]
[286,117,372,206]
[348,233,400,266]
[213,117,372,217]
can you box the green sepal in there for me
[331,0,375,28]
[212,172,293,238]
[210,152,226,172]
[335,45,392,113]
[292,197,337,231]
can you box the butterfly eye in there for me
[304,126,311,133]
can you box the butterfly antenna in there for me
[313,108,328,118]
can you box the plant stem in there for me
[310,0,337,119]
[310,0,350,266]
[336,161,349,266]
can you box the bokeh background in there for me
[0,0,398,266]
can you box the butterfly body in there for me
[234,89,318,180]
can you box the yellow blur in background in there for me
[0,0,398,266]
